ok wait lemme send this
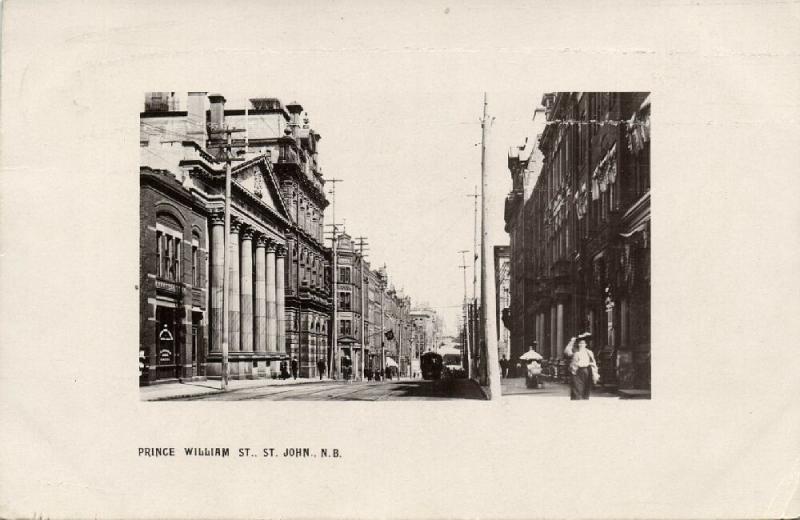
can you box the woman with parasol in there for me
[520,345,544,389]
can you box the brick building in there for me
[505,92,651,391]
[139,92,332,385]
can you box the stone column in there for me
[276,244,287,354]
[210,212,225,353]
[550,307,557,359]
[266,240,277,353]
[254,235,267,354]
[228,218,241,353]
[240,227,254,354]
[556,302,564,359]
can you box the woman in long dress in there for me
[568,333,598,400]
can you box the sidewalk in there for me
[140,377,336,401]
[501,375,619,399]
[140,376,423,401]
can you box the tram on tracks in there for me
[420,351,443,380]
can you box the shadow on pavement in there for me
[390,379,486,400]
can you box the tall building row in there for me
[334,234,428,379]
[504,92,651,391]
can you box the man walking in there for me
[290,356,299,380]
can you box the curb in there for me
[465,379,490,400]
[141,379,344,401]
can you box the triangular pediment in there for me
[233,156,291,223]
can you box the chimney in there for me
[208,94,226,133]
[285,101,303,138]
[187,92,208,145]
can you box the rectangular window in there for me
[173,239,181,281]
[339,319,352,336]
[166,236,173,279]
[338,291,352,311]
[338,266,351,284]
[192,245,198,285]
[156,231,163,277]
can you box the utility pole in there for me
[458,250,472,377]
[326,178,343,380]
[355,236,369,382]
[210,124,245,391]
[467,186,479,379]
[480,92,502,399]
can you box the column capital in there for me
[230,217,242,233]
[210,211,225,226]
[276,244,287,258]
[241,226,254,240]
[255,233,268,248]
[266,239,277,253]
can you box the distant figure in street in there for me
[385,366,392,381]
[526,359,543,389]
[317,358,325,380]
[280,360,290,380]
[500,356,508,378]
[290,356,299,380]
[569,333,598,400]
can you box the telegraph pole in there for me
[210,124,245,390]
[467,186,479,378]
[355,236,369,382]
[326,178,343,380]
[458,250,472,377]
[480,93,502,399]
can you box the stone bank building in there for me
[139,92,331,385]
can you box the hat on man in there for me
[577,332,592,340]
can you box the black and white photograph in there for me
[138,91,650,402]
[2,2,798,519]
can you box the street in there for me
[165,378,486,401]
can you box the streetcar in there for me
[420,351,443,380]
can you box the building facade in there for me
[505,92,651,390]
[221,97,332,379]
[334,232,365,378]
[505,120,545,364]
[139,92,331,385]
[494,245,511,361]
[409,308,440,354]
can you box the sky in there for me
[225,89,544,334]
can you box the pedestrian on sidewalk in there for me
[280,360,290,380]
[290,356,299,380]
[385,366,392,381]
[568,332,599,400]
[316,358,325,380]
[500,355,508,378]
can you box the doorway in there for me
[155,306,179,380]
